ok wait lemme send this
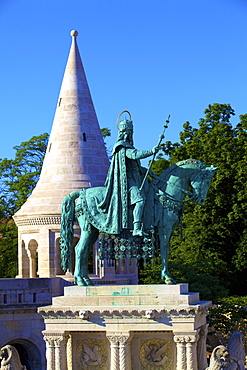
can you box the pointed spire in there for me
[14,30,109,220]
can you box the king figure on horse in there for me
[60,111,216,286]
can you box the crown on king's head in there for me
[118,119,133,131]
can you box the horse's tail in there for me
[60,191,81,272]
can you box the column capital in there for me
[185,334,199,344]
[174,332,199,344]
[174,335,186,344]
[42,331,69,346]
[106,331,132,345]
[54,335,69,348]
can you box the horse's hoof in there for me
[74,277,86,286]
[77,279,86,286]
[165,277,176,285]
[83,277,94,286]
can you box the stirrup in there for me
[133,221,148,237]
[132,229,149,237]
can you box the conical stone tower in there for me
[14,30,109,278]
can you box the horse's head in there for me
[191,165,217,204]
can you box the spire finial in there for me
[70,30,78,37]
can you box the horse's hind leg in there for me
[74,222,98,286]
[158,226,176,285]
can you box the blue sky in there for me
[1,0,247,163]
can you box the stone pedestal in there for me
[38,284,211,369]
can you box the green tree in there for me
[208,296,247,337]
[100,127,111,139]
[0,133,49,278]
[100,127,111,158]
[0,133,49,215]
[141,104,247,300]
[0,217,18,278]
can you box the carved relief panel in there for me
[72,333,109,370]
[131,332,175,370]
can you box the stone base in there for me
[57,272,139,285]
[39,284,211,370]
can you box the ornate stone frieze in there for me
[15,216,61,226]
[38,306,209,320]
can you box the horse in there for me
[60,159,216,285]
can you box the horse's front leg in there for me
[158,226,176,285]
[74,224,98,286]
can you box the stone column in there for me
[197,324,208,370]
[26,240,38,278]
[174,336,187,370]
[119,334,132,370]
[185,334,199,370]
[43,334,55,370]
[174,333,199,370]
[54,334,69,370]
[106,331,132,370]
[106,334,119,370]
[43,332,68,370]
[66,334,73,370]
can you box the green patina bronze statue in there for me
[60,111,217,286]
[98,111,160,237]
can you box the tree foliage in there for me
[0,133,49,215]
[140,103,247,300]
[0,133,48,278]
[208,296,247,337]
[100,127,111,139]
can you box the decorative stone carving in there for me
[145,309,156,319]
[66,335,73,370]
[140,338,173,369]
[185,334,199,370]
[0,345,26,370]
[76,339,108,369]
[206,332,246,370]
[43,335,55,370]
[106,334,119,370]
[38,306,209,320]
[174,336,187,370]
[15,216,61,226]
[39,284,211,369]
[43,332,68,370]
[118,335,131,370]
[79,310,90,320]
[174,334,199,370]
[106,332,132,370]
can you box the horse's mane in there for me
[160,158,206,181]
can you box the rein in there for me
[153,180,196,206]
[165,180,195,201]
